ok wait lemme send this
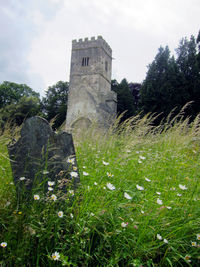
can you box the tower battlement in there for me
[72,36,112,56]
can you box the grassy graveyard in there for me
[0,115,200,266]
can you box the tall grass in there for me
[0,115,200,266]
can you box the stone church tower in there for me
[66,36,117,130]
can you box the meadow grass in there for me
[0,116,200,266]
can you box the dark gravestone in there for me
[8,116,79,197]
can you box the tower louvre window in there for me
[105,61,108,72]
[82,57,89,66]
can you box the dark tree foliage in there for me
[41,81,69,129]
[139,32,200,123]
[112,78,136,121]
[0,81,41,130]
[0,96,41,129]
[0,81,40,109]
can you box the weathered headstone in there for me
[8,116,79,197]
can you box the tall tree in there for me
[0,81,39,109]
[112,79,136,121]
[41,81,69,129]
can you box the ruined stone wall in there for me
[66,36,117,130]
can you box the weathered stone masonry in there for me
[66,36,117,130]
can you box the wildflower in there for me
[138,160,142,164]
[51,194,57,201]
[94,182,98,185]
[107,172,113,177]
[83,166,86,169]
[163,239,168,243]
[10,182,14,185]
[68,190,74,196]
[124,192,132,200]
[191,241,197,247]
[70,171,78,178]
[73,166,77,171]
[42,170,49,174]
[90,212,94,216]
[34,194,40,200]
[48,181,55,186]
[19,177,26,181]
[48,187,53,191]
[83,171,89,176]
[197,234,200,240]
[177,193,182,197]
[141,210,144,214]
[179,184,187,190]
[102,161,109,165]
[170,187,176,191]
[145,177,151,182]
[166,206,172,210]
[156,192,161,195]
[136,185,144,191]
[103,186,106,189]
[106,182,115,190]
[70,213,74,218]
[18,211,22,215]
[157,234,162,240]
[1,242,7,248]
[121,222,128,228]
[134,225,138,229]
[58,211,63,218]
[51,251,60,261]
[139,156,146,160]
[157,198,163,205]
[184,255,191,263]
[67,158,75,164]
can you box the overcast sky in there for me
[0,0,199,97]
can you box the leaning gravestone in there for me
[8,116,79,198]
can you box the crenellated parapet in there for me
[72,36,112,56]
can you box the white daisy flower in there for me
[163,239,168,243]
[51,251,60,261]
[107,172,114,177]
[197,234,200,240]
[191,241,197,247]
[68,190,74,196]
[177,193,182,197]
[90,212,94,216]
[141,210,145,214]
[145,177,151,182]
[48,181,55,186]
[157,198,163,205]
[106,182,115,190]
[124,192,132,200]
[121,222,128,227]
[179,184,187,190]
[48,187,53,191]
[33,194,40,200]
[51,194,57,201]
[1,242,7,247]
[102,161,109,165]
[94,182,98,185]
[58,211,63,218]
[136,185,144,191]
[67,158,75,164]
[157,234,162,240]
[83,171,89,176]
[166,206,172,210]
[70,171,78,178]
[184,255,191,263]
[138,160,142,164]
[19,177,26,181]
[156,192,161,195]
